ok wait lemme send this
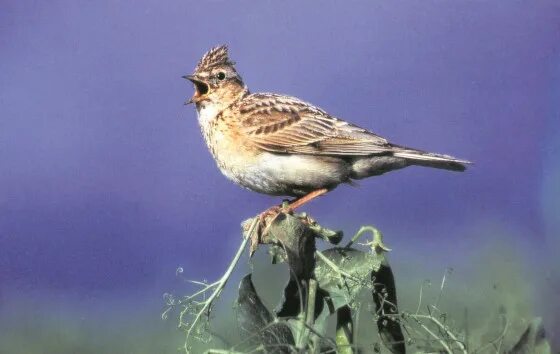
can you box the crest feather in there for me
[195,45,234,72]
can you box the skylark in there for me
[184,45,470,212]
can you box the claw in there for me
[246,190,328,255]
[248,205,285,256]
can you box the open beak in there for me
[183,74,209,105]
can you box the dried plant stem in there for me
[414,319,454,353]
[181,218,259,352]
[306,279,318,328]
[407,313,466,354]
[473,314,509,354]
[204,350,246,354]
[336,306,354,354]
[415,280,429,315]
[300,278,318,351]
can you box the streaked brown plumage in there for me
[184,45,470,209]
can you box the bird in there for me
[184,45,470,213]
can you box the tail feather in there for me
[393,149,471,172]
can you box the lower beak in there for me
[183,75,206,105]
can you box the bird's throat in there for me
[196,102,222,127]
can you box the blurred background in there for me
[1,1,558,352]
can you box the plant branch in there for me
[180,218,259,353]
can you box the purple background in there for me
[1,1,559,352]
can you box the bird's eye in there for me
[217,72,226,80]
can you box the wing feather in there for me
[237,93,391,156]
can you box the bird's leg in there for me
[251,188,329,254]
[258,188,328,221]
[284,188,329,212]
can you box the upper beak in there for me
[183,74,207,105]
[182,74,197,82]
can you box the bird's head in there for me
[184,45,246,109]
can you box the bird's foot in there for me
[248,190,328,255]
[249,202,291,255]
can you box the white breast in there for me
[197,103,220,126]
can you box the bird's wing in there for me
[237,93,393,156]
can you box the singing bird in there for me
[184,45,470,211]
